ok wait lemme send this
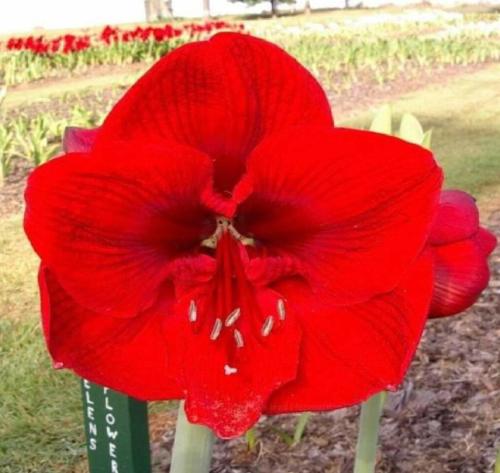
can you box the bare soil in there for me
[0,158,33,217]
[148,209,500,472]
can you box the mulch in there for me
[148,209,500,472]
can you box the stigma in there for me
[201,216,255,248]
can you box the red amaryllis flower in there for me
[24,33,443,438]
[427,190,497,317]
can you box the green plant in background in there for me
[0,125,15,186]
[0,87,12,186]
[292,412,311,446]
[0,86,6,107]
[244,428,258,452]
[70,104,100,128]
[14,115,61,166]
[370,104,432,148]
[0,102,107,181]
[1,19,499,86]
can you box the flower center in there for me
[200,216,255,249]
[185,218,287,375]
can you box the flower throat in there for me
[187,217,286,374]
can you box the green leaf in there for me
[422,129,433,150]
[245,428,258,452]
[399,113,425,145]
[369,104,392,135]
[0,86,6,107]
[292,412,312,446]
[270,426,294,447]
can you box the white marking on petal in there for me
[224,364,238,376]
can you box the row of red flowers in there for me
[3,21,244,55]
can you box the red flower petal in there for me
[429,189,479,245]
[429,238,491,318]
[25,141,216,318]
[39,265,183,399]
[97,33,332,191]
[63,126,99,153]
[265,252,434,413]
[237,127,443,305]
[474,227,497,256]
[179,287,301,438]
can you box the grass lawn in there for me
[342,64,500,199]
[1,64,499,472]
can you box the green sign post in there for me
[81,379,152,473]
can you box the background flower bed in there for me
[0,6,499,472]
[0,21,244,85]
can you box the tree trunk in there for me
[271,0,278,17]
[154,0,171,18]
[149,0,168,19]
[164,0,173,17]
[144,0,154,21]
[203,0,211,19]
[304,0,311,14]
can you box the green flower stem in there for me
[495,448,500,473]
[169,401,215,473]
[353,391,387,473]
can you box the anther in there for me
[233,329,244,348]
[277,299,286,321]
[261,316,274,337]
[225,308,241,327]
[188,300,197,323]
[210,318,223,340]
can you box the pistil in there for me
[201,216,255,249]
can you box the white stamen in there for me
[224,364,238,376]
[225,307,241,327]
[277,299,286,321]
[233,329,244,348]
[210,318,223,340]
[188,300,197,323]
[261,316,274,337]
